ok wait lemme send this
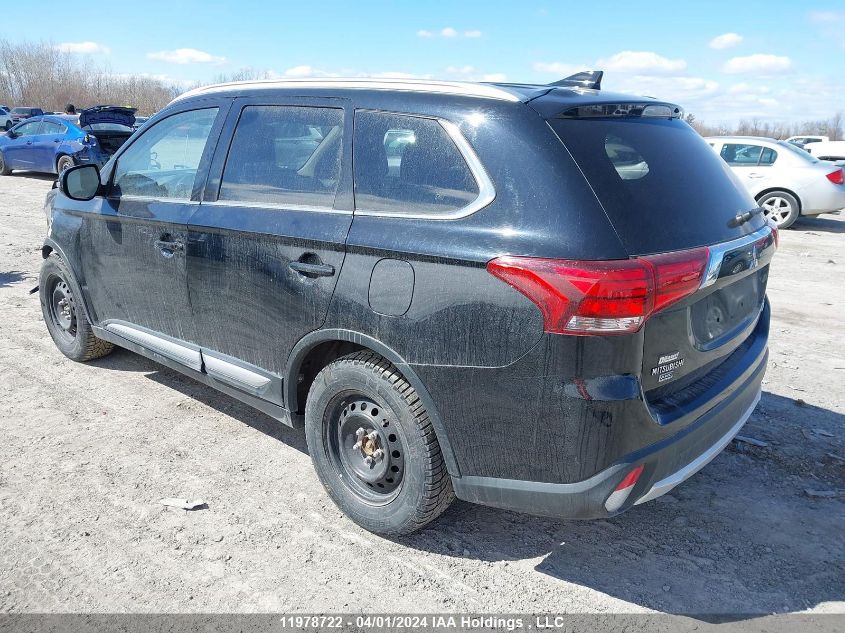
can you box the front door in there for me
[77,104,227,364]
[4,120,42,168]
[186,97,352,404]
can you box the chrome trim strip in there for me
[105,323,202,371]
[173,78,522,104]
[202,353,272,396]
[701,224,773,288]
[201,199,351,214]
[634,389,761,505]
[355,118,496,220]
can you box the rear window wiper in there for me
[728,207,764,228]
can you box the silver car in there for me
[706,136,845,228]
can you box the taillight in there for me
[826,168,844,185]
[487,247,709,336]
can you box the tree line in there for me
[685,112,843,141]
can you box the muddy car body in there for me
[41,74,775,535]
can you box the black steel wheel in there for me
[305,351,454,535]
[39,253,113,361]
[326,394,406,504]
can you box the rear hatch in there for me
[79,105,136,155]
[540,97,774,418]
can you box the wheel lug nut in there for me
[355,428,365,438]
[364,456,374,465]
[352,441,362,450]
[367,431,379,442]
[372,449,384,460]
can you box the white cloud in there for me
[709,33,743,50]
[597,51,687,74]
[55,41,110,55]
[446,65,475,74]
[284,65,315,78]
[418,27,481,39]
[809,10,844,22]
[721,54,792,74]
[481,73,507,82]
[147,48,226,65]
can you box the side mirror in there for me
[60,164,101,201]
[6,130,17,138]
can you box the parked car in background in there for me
[132,116,149,129]
[707,136,845,228]
[9,107,44,123]
[43,74,776,536]
[0,107,12,130]
[804,140,845,162]
[0,106,136,176]
[786,135,829,147]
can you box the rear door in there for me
[718,141,776,196]
[77,103,227,365]
[186,97,352,404]
[32,120,66,172]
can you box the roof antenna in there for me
[548,70,603,90]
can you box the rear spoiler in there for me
[548,71,603,90]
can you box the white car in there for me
[0,107,12,131]
[706,136,845,228]
[786,135,829,147]
[804,140,845,162]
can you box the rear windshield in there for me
[776,139,820,163]
[549,118,762,255]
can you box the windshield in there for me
[776,140,820,163]
[549,117,764,254]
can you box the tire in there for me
[757,190,800,229]
[39,253,113,362]
[0,152,10,176]
[305,351,454,536]
[56,155,75,173]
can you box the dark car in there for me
[0,106,136,175]
[40,73,776,535]
[10,106,44,123]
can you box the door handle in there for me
[154,239,184,257]
[289,261,335,277]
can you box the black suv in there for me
[42,73,776,535]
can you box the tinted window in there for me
[549,118,758,254]
[42,121,65,135]
[13,122,41,136]
[720,143,763,165]
[353,111,479,216]
[219,105,342,208]
[759,147,777,165]
[113,108,217,200]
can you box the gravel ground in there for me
[0,173,843,617]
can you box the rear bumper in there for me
[452,344,767,519]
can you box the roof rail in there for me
[548,71,603,90]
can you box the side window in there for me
[218,105,343,208]
[112,108,218,200]
[353,110,480,216]
[720,143,763,166]
[759,147,778,165]
[42,122,65,135]
[14,122,40,136]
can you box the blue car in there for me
[0,106,136,176]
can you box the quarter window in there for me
[353,111,480,216]
[759,147,777,165]
[112,108,218,200]
[219,105,343,208]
